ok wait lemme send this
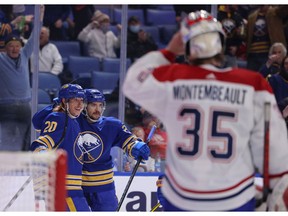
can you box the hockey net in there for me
[0,149,67,211]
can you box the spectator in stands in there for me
[30,26,63,77]
[278,97,288,129]
[127,15,158,63]
[0,5,44,151]
[237,5,259,20]
[131,110,167,172]
[77,10,120,60]
[0,5,33,51]
[43,5,71,41]
[217,5,246,67]
[69,5,95,40]
[267,55,288,107]
[246,5,288,71]
[0,6,17,52]
[259,42,287,78]
[12,5,25,17]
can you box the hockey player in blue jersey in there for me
[80,89,150,211]
[30,84,91,211]
[32,88,150,211]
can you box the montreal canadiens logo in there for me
[74,131,103,163]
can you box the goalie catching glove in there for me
[131,141,150,160]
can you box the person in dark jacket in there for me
[127,16,158,62]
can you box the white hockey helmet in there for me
[180,10,226,60]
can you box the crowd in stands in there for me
[2,4,288,172]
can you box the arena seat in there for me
[102,57,131,73]
[141,25,161,44]
[91,71,119,95]
[51,41,81,64]
[37,88,52,111]
[159,24,178,44]
[113,8,145,25]
[38,72,62,99]
[67,56,101,79]
[146,9,176,26]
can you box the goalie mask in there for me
[180,10,226,60]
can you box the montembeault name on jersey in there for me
[173,84,247,105]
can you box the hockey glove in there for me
[131,141,150,160]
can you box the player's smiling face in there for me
[87,102,105,120]
[68,98,85,117]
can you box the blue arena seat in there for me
[155,5,174,10]
[51,41,81,64]
[37,88,52,111]
[113,8,145,24]
[102,58,131,73]
[109,25,120,36]
[159,24,178,44]
[37,88,52,104]
[146,9,176,26]
[68,56,101,79]
[141,25,161,44]
[97,7,112,18]
[38,72,62,99]
[24,5,35,15]
[67,56,101,88]
[91,71,119,95]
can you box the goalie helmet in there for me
[58,84,85,101]
[180,10,226,60]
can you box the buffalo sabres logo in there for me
[74,131,103,163]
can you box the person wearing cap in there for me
[0,5,45,151]
[77,10,120,60]
[123,10,288,211]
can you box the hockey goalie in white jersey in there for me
[123,10,288,211]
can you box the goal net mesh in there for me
[0,150,67,211]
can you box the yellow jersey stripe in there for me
[66,197,76,211]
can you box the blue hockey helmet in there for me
[84,89,105,103]
[84,89,106,122]
[58,84,85,101]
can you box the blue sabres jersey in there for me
[30,112,85,197]
[77,114,136,192]
[32,107,139,193]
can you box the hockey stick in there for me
[116,124,157,211]
[262,102,271,206]
[3,176,33,211]
[150,202,161,212]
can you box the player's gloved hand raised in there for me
[131,141,150,160]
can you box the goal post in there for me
[0,149,67,211]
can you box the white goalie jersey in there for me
[123,50,288,211]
